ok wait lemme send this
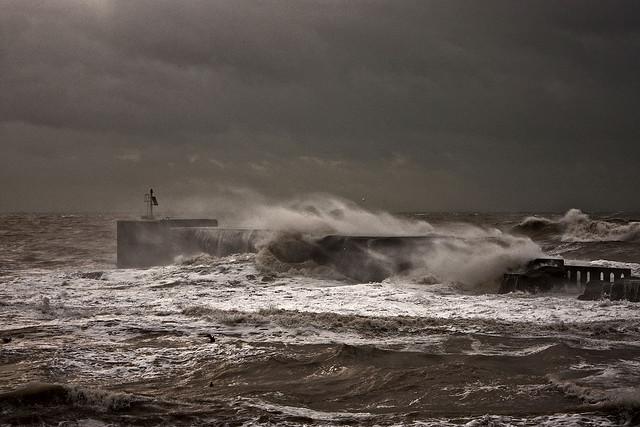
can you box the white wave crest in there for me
[560,209,640,242]
[517,209,640,242]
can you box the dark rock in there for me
[198,333,215,343]
[79,272,103,280]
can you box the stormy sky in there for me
[1,0,640,213]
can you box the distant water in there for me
[1,211,640,426]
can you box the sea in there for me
[2,205,640,426]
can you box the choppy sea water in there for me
[2,210,640,426]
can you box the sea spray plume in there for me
[236,193,434,236]
[401,229,544,291]
[226,193,435,281]
[168,186,412,231]
[182,189,542,286]
[173,187,433,234]
[184,190,434,277]
[237,194,541,287]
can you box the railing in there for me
[565,265,631,284]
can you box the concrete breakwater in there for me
[117,219,442,282]
[116,219,260,268]
[117,220,640,300]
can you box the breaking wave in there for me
[549,360,640,426]
[180,194,544,288]
[254,230,541,290]
[0,383,144,411]
[180,306,640,341]
[514,209,640,242]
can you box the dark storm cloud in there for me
[1,0,640,212]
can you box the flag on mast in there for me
[150,188,158,206]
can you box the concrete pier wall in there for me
[117,219,219,268]
[116,220,438,282]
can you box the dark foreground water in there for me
[2,208,640,426]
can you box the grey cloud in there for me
[1,1,640,212]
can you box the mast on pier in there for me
[143,188,158,219]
